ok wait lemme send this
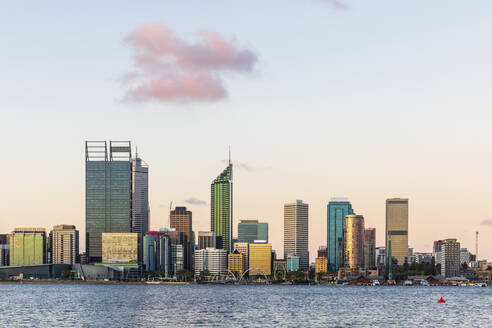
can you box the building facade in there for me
[228,250,244,276]
[327,198,354,272]
[385,198,409,265]
[315,257,328,274]
[233,242,249,272]
[363,228,376,269]
[102,233,138,263]
[132,153,149,258]
[194,248,228,277]
[238,220,268,243]
[286,255,300,272]
[143,231,170,274]
[170,206,193,270]
[375,246,386,269]
[86,141,133,263]
[0,234,9,266]
[211,162,233,252]
[249,242,272,276]
[345,215,365,269]
[284,200,309,270]
[441,239,460,278]
[10,228,47,266]
[50,225,79,264]
[460,248,470,266]
[198,231,216,250]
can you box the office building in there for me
[238,220,268,243]
[317,246,327,259]
[286,255,300,272]
[0,234,8,266]
[10,228,47,266]
[327,198,354,272]
[194,248,228,277]
[385,198,409,265]
[211,160,233,252]
[170,206,193,270]
[364,228,376,269]
[249,242,272,276]
[315,257,328,274]
[375,247,386,269]
[171,244,184,273]
[143,231,171,274]
[284,200,309,270]
[86,141,133,263]
[460,248,470,266]
[345,215,365,269]
[433,240,443,265]
[102,233,138,263]
[198,231,216,250]
[441,239,460,277]
[228,250,244,276]
[233,242,249,271]
[50,225,79,264]
[132,151,149,263]
[414,252,433,264]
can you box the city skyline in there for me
[1,1,492,261]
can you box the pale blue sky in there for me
[1,1,492,260]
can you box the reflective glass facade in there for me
[238,220,268,243]
[211,164,233,252]
[86,141,132,263]
[143,232,171,274]
[327,200,354,272]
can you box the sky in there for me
[1,0,492,261]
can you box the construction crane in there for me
[475,231,479,260]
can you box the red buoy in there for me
[437,297,446,303]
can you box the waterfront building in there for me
[211,161,233,252]
[86,141,133,263]
[385,198,409,265]
[345,215,365,269]
[50,225,79,264]
[228,250,244,276]
[102,233,138,263]
[10,228,47,266]
[315,257,328,273]
[0,234,9,266]
[327,198,354,272]
[414,252,433,264]
[238,220,268,243]
[363,228,376,269]
[170,206,193,270]
[406,248,416,264]
[249,242,272,276]
[286,255,300,272]
[143,231,171,274]
[433,240,443,265]
[233,242,249,271]
[194,248,228,277]
[171,244,184,273]
[317,246,327,258]
[441,239,460,277]
[460,248,470,266]
[79,252,88,264]
[375,246,386,269]
[132,151,149,263]
[198,231,216,250]
[284,200,309,270]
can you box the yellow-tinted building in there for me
[345,215,365,269]
[102,233,138,263]
[228,250,244,276]
[248,243,271,276]
[315,257,327,273]
[385,198,408,265]
[234,242,249,271]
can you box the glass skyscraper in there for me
[211,162,233,252]
[86,141,132,263]
[132,152,149,237]
[327,198,354,272]
[238,220,268,243]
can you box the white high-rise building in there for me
[132,152,149,236]
[284,200,309,270]
[194,248,228,277]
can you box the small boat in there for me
[387,280,397,286]
[372,280,380,286]
[404,280,413,286]
[420,280,429,286]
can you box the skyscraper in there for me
[170,206,193,270]
[132,151,149,238]
[198,231,216,250]
[50,225,79,264]
[345,215,365,269]
[284,200,309,270]
[211,161,233,252]
[86,141,133,263]
[238,220,268,243]
[249,242,272,276]
[327,198,354,272]
[441,239,460,277]
[364,228,376,269]
[385,198,409,265]
[143,231,171,275]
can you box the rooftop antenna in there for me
[228,146,231,165]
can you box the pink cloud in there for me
[121,23,257,103]
[480,219,492,226]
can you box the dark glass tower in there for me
[327,198,354,272]
[211,161,233,252]
[85,141,132,263]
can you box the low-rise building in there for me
[194,248,227,278]
[10,228,47,266]
[228,250,244,276]
[249,242,271,276]
[50,225,79,264]
[286,255,299,272]
[102,233,138,264]
[233,242,249,271]
[315,257,327,274]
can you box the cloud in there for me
[121,23,258,103]
[316,0,347,9]
[480,219,492,226]
[184,197,207,206]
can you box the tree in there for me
[61,268,71,279]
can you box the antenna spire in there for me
[228,146,231,165]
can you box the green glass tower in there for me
[211,161,233,252]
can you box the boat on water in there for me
[387,280,397,286]
[403,280,413,286]
[420,280,429,286]
[372,280,380,286]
